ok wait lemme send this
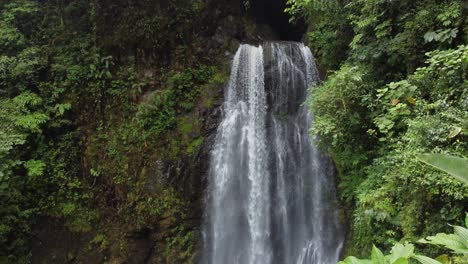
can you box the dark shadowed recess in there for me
[249,0,306,41]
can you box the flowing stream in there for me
[202,42,344,264]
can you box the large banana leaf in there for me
[417,154,468,185]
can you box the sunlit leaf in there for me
[407,97,416,105]
[412,255,442,264]
[393,258,409,264]
[434,255,450,264]
[418,233,466,252]
[372,245,385,264]
[339,256,372,264]
[388,242,414,263]
[452,225,468,248]
[448,126,462,138]
[417,154,468,185]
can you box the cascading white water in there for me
[202,42,343,264]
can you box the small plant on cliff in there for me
[136,66,216,136]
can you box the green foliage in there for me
[137,66,216,136]
[286,0,351,69]
[309,64,373,203]
[418,214,468,256]
[287,0,467,76]
[0,2,52,258]
[343,242,443,264]
[340,243,440,264]
[24,159,45,177]
[424,2,462,45]
[351,46,466,255]
[136,90,177,136]
[341,215,468,264]
[0,0,226,262]
[0,0,145,261]
[310,64,369,149]
[91,234,109,252]
[417,154,468,185]
[290,0,468,256]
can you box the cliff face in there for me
[29,1,305,263]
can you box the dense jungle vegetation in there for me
[287,0,468,262]
[0,0,467,263]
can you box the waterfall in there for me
[202,42,344,264]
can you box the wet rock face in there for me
[95,0,283,68]
[249,0,307,41]
[31,218,103,263]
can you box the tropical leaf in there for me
[372,245,385,264]
[412,255,442,264]
[418,233,466,252]
[407,96,417,105]
[388,242,414,263]
[448,126,462,138]
[339,256,372,264]
[391,98,400,106]
[452,225,468,248]
[417,154,468,185]
[434,255,450,264]
[392,258,409,264]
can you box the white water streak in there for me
[203,42,343,264]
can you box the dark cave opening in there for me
[249,0,307,41]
